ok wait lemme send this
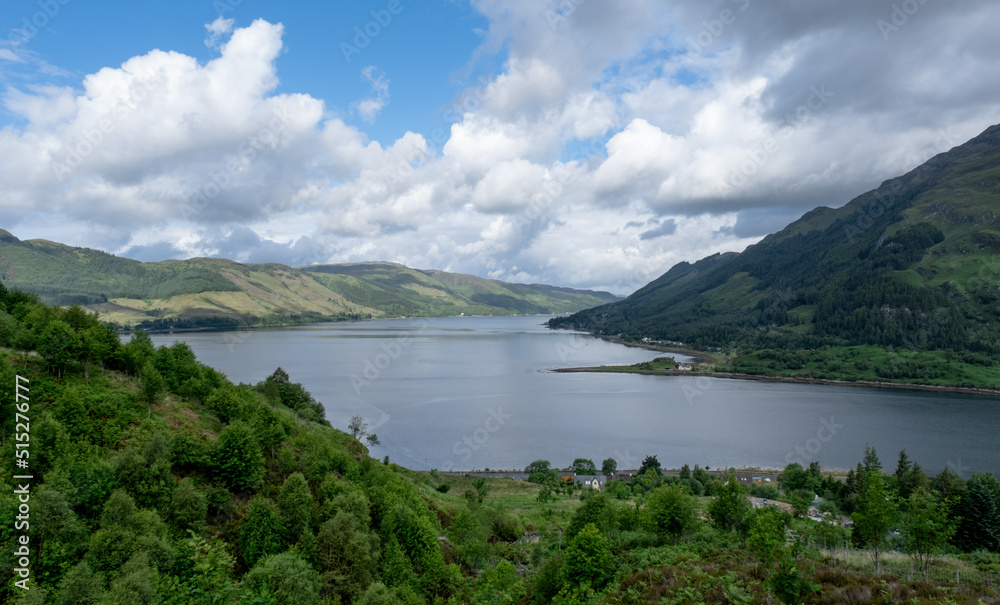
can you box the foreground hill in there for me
[1,285,998,604]
[551,124,1000,358]
[0,232,617,328]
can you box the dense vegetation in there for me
[1,284,998,604]
[550,124,1000,384]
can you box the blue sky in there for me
[1,0,493,144]
[2,1,1000,294]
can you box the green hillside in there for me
[0,235,618,329]
[550,124,1000,362]
[1,285,998,604]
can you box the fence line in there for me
[819,544,995,588]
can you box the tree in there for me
[639,454,662,476]
[103,552,159,605]
[244,550,322,605]
[55,561,105,605]
[215,421,264,492]
[679,464,691,481]
[955,473,1000,553]
[171,478,208,533]
[747,506,789,572]
[851,471,896,574]
[567,492,615,538]
[525,460,556,485]
[38,319,81,376]
[279,472,315,544]
[240,496,285,568]
[472,476,491,503]
[708,474,752,533]
[571,458,597,475]
[601,457,617,478]
[348,415,368,439]
[317,511,377,603]
[644,484,696,544]
[902,488,957,580]
[139,362,164,419]
[562,523,614,589]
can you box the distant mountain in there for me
[550,123,1000,355]
[0,234,619,328]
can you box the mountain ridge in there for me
[0,235,619,328]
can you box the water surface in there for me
[149,316,1000,476]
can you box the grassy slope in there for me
[0,236,618,327]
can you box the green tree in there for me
[601,458,617,478]
[240,496,285,569]
[103,552,159,605]
[955,473,1000,553]
[139,362,164,419]
[471,477,491,504]
[357,582,402,605]
[449,506,489,569]
[639,455,662,476]
[205,387,248,424]
[279,472,314,544]
[55,561,105,605]
[746,506,789,573]
[562,523,614,590]
[215,421,264,492]
[170,478,207,532]
[250,402,287,457]
[567,492,615,538]
[644,484,696,544]
[708,474,752,533]
[244,550,321,605]
[851,471,896,574]
[902,488,957,580]
[571,458,597,475]
[38,319,81,376]
[317,511,377,603]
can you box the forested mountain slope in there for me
[550,124,1000,355]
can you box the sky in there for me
[2,0,999,295]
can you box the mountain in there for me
[550,123,1000,355]
[0,234,619,328]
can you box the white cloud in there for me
[352,66,390,123]
[204,17,235,49]
[4,3,1000,295]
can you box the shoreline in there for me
[551,366,1000,397]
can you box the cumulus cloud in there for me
[3,3,1000,295]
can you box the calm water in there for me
[149,316,1000,476]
